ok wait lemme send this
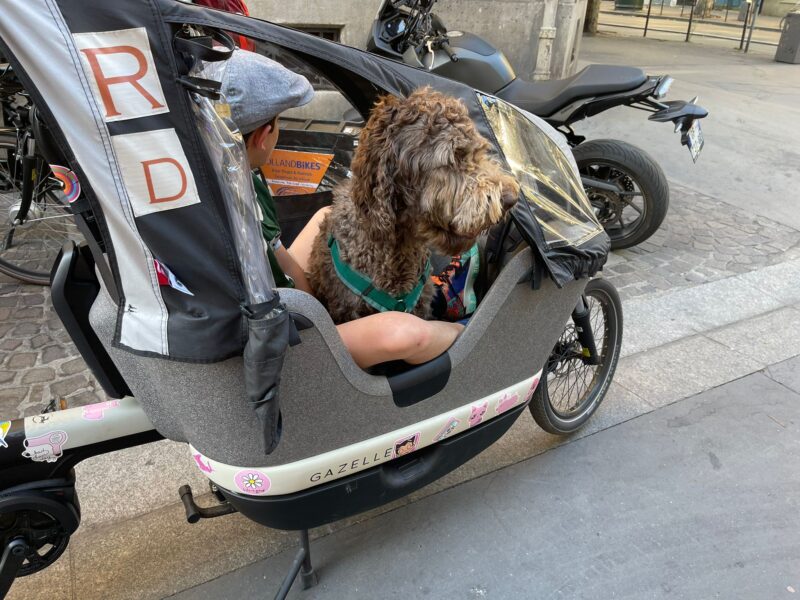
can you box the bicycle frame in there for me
[572,294,601,366]
[1,115,66,248]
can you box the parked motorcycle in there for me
[366,0,709,249]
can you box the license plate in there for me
[686,119,704,163]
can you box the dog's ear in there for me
[349,94,402,237]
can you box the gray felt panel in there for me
[91,261,583,466]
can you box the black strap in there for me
[241,296,281,319]
[173,31,235,63]
[73,213,120,305]
[173,29,234,98]
[176,75,221,99]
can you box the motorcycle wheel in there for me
[573,139,669,250]
[529,278,623,435]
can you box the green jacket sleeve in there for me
[251,171,293,288]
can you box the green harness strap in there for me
[328,235,432,313]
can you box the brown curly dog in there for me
[307,87,519,324]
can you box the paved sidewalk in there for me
[175,358,800,599]
[0,275,107,418]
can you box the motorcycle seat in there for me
[495,65,648,118]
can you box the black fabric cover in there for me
[242,298,291,454]
[157,1,500,144]
[50,0,247,362]
[511,201,610,287]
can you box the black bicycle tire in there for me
[529,278,623,435]
[573,139,670,250]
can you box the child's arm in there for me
[274,244,312,294]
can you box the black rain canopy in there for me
[0,0,608,452]
[0,0,608,362]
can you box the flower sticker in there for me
[243,473,262,489]
[234,469,271,495]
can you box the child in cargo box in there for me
[222,49,464,369]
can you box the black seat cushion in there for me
[496,65,648,118]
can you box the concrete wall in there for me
[246,0,584,80]
[761,0,797,18]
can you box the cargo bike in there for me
[0,1,621,597]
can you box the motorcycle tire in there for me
[573,139,669,250]
[529,278,623,435]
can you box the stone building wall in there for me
[246,0,586,81]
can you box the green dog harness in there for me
[328,235,432,313]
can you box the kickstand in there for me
[274,529,318,600]
[0,538,29,599]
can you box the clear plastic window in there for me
[190,60,275,304]
[253,40,357,124]
[478,93,603,248]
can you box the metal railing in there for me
[599,0,781,51]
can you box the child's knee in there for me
[381,315,431,357]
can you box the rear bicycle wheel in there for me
[529,278,623,435]
[0,134,80,285]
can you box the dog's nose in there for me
[501,189,518,211]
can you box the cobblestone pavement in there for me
[607,183,800,300]
[0,273,106,421]
[1,181,799,421]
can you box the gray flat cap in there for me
[221,50,314,135]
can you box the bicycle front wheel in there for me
[0,134,81,285]
[529,278,623,435]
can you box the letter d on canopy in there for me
[142,158,188,204]
[112,129,201,217]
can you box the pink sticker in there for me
[495,392,520,414]
[392,432,421,458]
[22,430,68,463]
[235,470,271,495]
[81,400,120,421]
[193,453,213,473]
[434,417,460,442]
[468,401,488,427]
[525,375,541,403]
